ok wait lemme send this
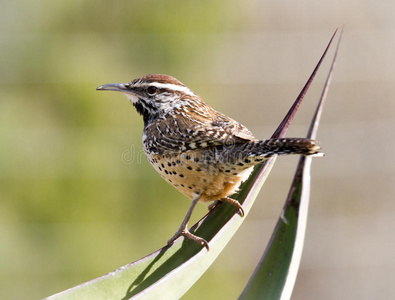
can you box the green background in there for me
[1,1,394,299]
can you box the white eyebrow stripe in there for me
[133,82,196,96]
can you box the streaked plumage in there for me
[97,74,321,249]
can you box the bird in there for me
[97,74,322,250]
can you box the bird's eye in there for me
[147,86,157,95]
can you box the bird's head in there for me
[97,74,196,126]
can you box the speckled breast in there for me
[145,148,254,203]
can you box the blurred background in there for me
[1,0,394,299]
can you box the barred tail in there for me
[243,138,323,158]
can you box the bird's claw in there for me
[167,227,210,251]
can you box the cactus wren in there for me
[97,74,321,250]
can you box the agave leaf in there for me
[44,30,339,300]
[44,156,276,300]
[239,28,343,300]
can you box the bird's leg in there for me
[208,200,221,211]
[167,195,209,250]
[208,198,244,217]
[221,197,245,217]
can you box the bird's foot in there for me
[221,197,245,217]
[208,198,244,217]
[167,226,209,250]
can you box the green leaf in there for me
[239,28,343,300]
[44,161,277,300]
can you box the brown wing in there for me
[144,101,255,154]
[211,111,256,142]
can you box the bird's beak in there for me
[96,83,131,92]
